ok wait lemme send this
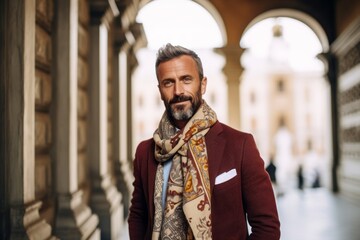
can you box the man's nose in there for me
[174,81,184,95]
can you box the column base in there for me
[10,200,57,240]
[114,159,134,219]
[90,174,123,240]
[55,190,100,239]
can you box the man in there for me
[128,43,280,240]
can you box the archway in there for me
[239,11,332,193]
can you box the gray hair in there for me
[155,43,204,80]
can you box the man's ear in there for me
[201,77,207,95]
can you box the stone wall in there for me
[35,0,55,226]
[78,0,91,204]
[333,18,360,202]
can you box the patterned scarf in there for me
[152,101,217,240]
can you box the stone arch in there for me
[238,8,333,189]
[193,0,227,46]
[137,0,227,47]
[241,8,329,52]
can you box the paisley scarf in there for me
[152,101,217,240]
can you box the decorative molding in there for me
[120,1,139,31]
[332,17,360,75]
[339,64,360,91]
[113,15,128,51]
[332,17,360,55]
[338,42,360,75]
[341,125,360,142]
[130,22,147,52]
[10,201,57,240]
[54,191,100,239]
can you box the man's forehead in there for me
[157,56,197,70]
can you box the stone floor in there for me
[119,188,360,240]
[119,220,129,240]
[277,188,360,240]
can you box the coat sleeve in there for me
[241,134,281,240]
[128,142,149,239]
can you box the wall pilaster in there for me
[5,0,55,239]
[53,0,100,239]
[88,1,123,239]
[112,21,133,222]
[331,18,360,202]
[0,0,8,238]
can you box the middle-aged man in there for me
[128,43,281,240]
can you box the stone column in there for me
[112,22,134,221]
[111,19,147,220]
[4,0,55,239]
[317,52,340,193]
[126,22,147,158]
[53,0,100,239]
[0,0,8,238]
[216,45,245,129]
[88,2,123,239]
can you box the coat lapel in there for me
[206,121,226,195]
[147,141,157,225]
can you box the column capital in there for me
[130,22,148,52]
[215,45,246,83]
[113,16,127,52]
[317,51,338,85]
[114,0,133,13]
[331,19,360,75]
[113,20,147,54]
[89,0,119,25]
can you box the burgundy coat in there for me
[128,121,280,240]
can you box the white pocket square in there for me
[215,169,237,185]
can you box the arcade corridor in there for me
[1,0,359,239]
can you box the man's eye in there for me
[183,77,192,83]
[162,81,173,87]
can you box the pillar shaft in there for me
[88,3,123,239]
[216,46,245,129]
[54,0,100,238]
[112,42,134,220]
[6,0,54,239]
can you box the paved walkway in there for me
[277,188,360,240]
[119,223,129,240]
[120,188,360,240]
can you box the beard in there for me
[165,91,203,122]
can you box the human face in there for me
[157,55,207,128]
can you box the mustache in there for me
[169,95,192,104]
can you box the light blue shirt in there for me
[162,159,173,209]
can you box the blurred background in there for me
[1,0,359,239]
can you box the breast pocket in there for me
[212,174,244,238]
[214,173,241,195]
